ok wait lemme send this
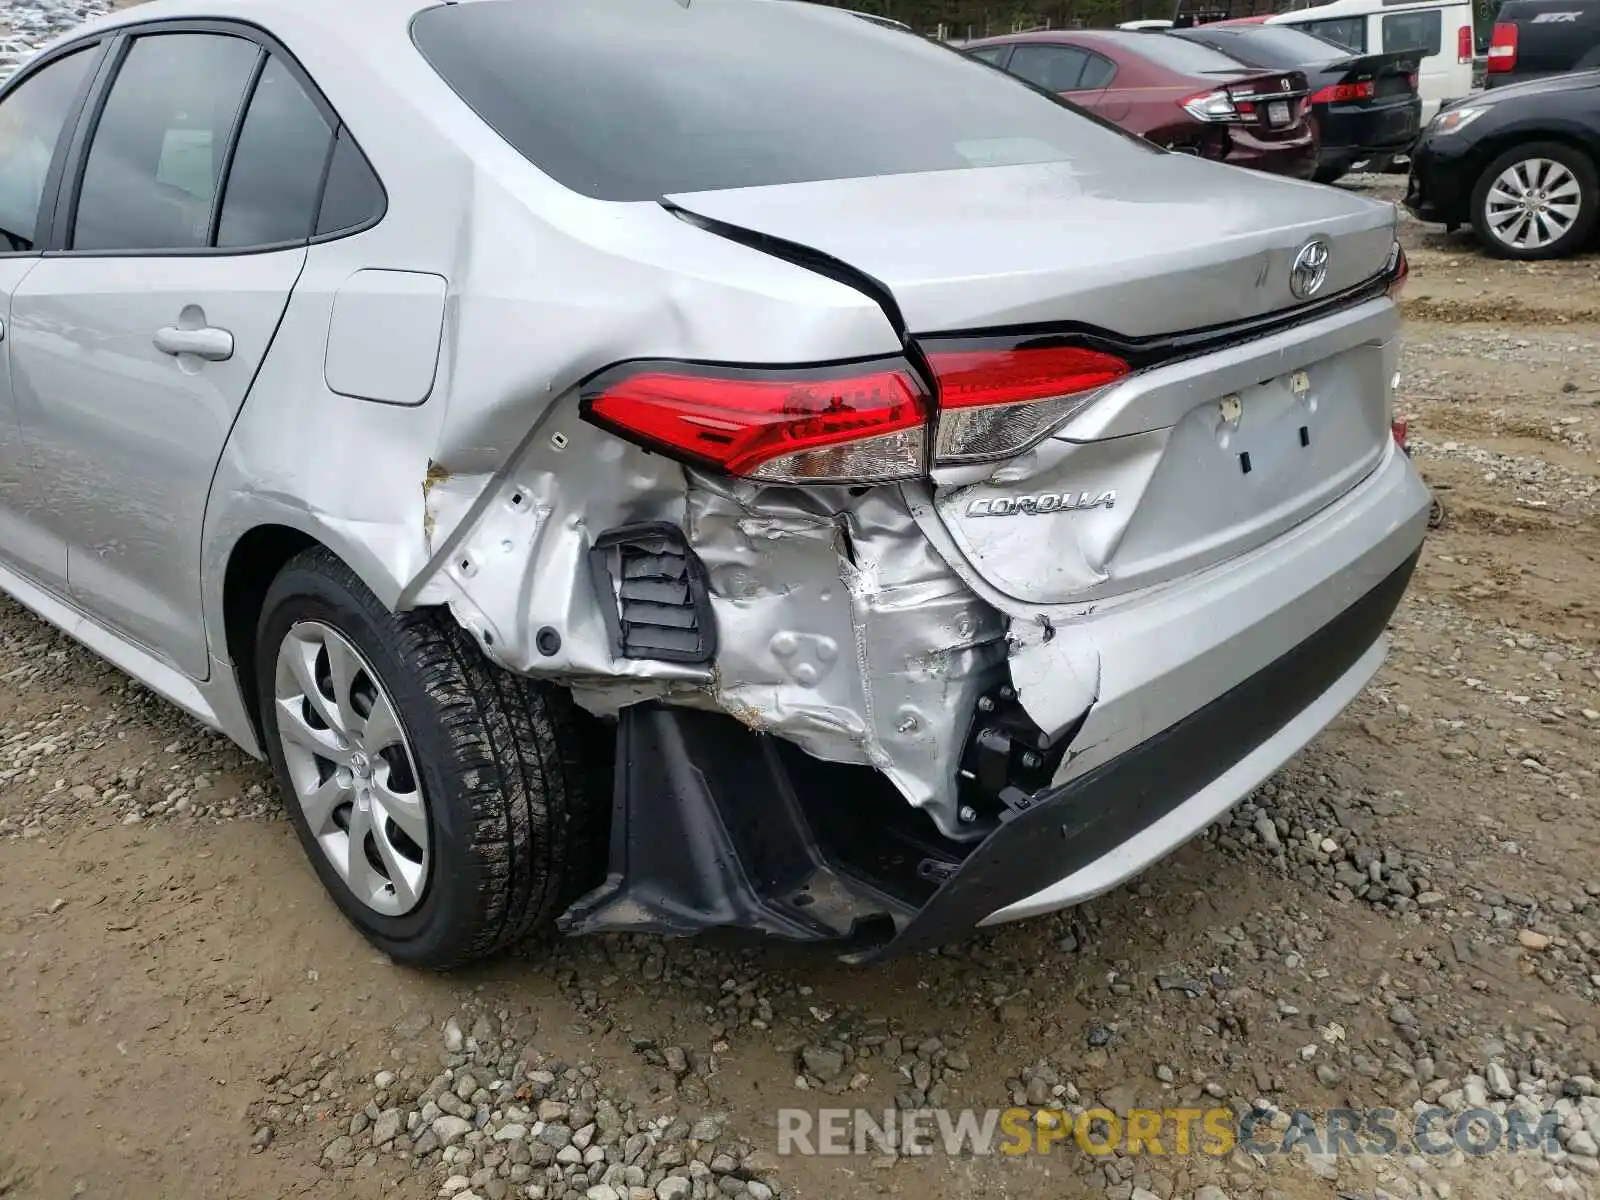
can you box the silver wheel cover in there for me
[1484,157,1583,251]
[273,621,430,917]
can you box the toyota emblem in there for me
[1290,239,1330,300]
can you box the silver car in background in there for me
[0,0,1427,967]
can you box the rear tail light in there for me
[1310,80,1376,103]
[927,346,1131,464]
[581,361,928,484]
[1487,22,1517,73]
[581,347,1135,479]
[1457,23,1473,64]
[1182,88,1243,122]
[1386,240,1410,298]
[1408,71,1419,91]
[1391,419,1410,452]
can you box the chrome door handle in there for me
[154,325,233,362]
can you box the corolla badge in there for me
[965,491,1117,517]
[1290,239,1331,300]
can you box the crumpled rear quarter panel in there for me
[411,409,1007,829]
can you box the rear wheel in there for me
[255,547,607,968]
[1471,142,1598,260]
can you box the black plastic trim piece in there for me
[558,703,908,944]
[206,46,269,249]
[588,522,718,665]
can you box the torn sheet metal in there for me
[410,400,1007,831]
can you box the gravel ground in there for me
[2,11,1599,1199]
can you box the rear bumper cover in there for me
[560,445,1429,959]
[561,544,1418,959]
[900,545,1416,951]
[1404,136,1473,227]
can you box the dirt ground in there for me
[1,176,1598,1200]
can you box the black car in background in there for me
[1406,70,1600,257]
[1486,0,1600,86]
[1172,24,1423,182]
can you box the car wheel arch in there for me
[1468,136,1600,259]
[218,521,418,745]
[1471,126,1600,180]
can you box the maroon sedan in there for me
[965,30,1318,179]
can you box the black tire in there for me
[1470,141,1599,261]
[255,546,608,969]
[1313,162,1350,186]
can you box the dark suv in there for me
[1486,0,1600,85]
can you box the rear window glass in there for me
[410,0,1154,202]
[1184,26,1354,65]
[1294,16,1369,51]
[1382,9,1442,54]
[1104,32,1254,73]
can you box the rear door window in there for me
[1007,44,1089,91]
[1296,16,1370,51]
[1110,32,1255,72]
[314,129,385,237]
[410,0,1156,202]
[72,32,261,252]
[1079,52,1119,87]
[1382,9,1443,54]
[215,54,334,248]
[967,45,1011,66]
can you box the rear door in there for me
[8,26,336,677]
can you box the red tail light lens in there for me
[582,362,928,483]
[1310,80,1376,103]
[926,346,1131,464]
[1487,22,1517,72]
[583,347,1137,479]
[1391,419,1409,451]
[1408,71,1419,91]
[1457,23,1473,63]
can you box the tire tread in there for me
[257,547,605,969]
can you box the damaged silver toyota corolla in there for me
[1,0,1429,966]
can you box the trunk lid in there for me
[666,155,1395,337]
[669,157,1400,606]
[1315,50,1421,101]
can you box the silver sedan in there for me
[0,0,1428,966]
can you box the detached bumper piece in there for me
[589,522,716,664]
[560,550,1420,959]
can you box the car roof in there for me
[1273,0,1466,14]
[965,28,1136,45]
[35,0,436,52]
